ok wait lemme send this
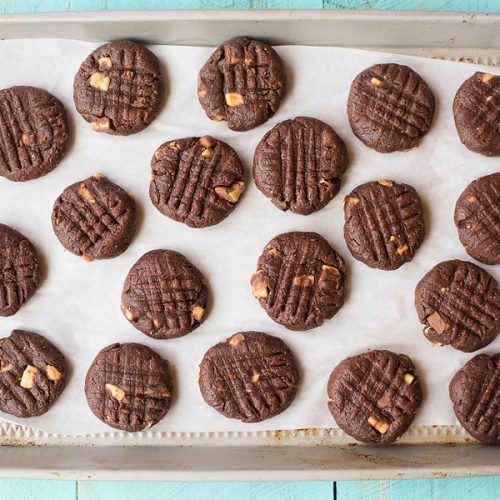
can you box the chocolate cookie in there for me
[0,224,40,317]
[150,136,245,228]
[347,63,435,152]
[121,250,208,339]
[449,353,499,444]
[85,343,172,432]
[0,86,68,182]
[198,37,287,131]
[73,40,163,135]
[454,172,500,265]
[52,174,136,261]
[0,330,66,418]
[250,232,346,331]
[253,117,349,215]
[198,331,299,423]
[453,72,500,157]
[343,179,425,270]
[327,350,422,443]
[415,260,500,352]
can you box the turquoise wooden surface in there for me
[1,0,498,499]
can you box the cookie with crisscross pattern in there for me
[453,72,500,157]
[199,331,299,423]
[347,63,435,152]
[415,260,500,352]
[52,174,136,260]
[454,172,500,265]
[343,179,425,270]
[0,330,66,418]
[327,350,422,443]
[74,40,163,135]
[85,343,172,432]
[0,86,68,182]
[250,231,346,331]
[150,135,245,228]
[198,37,287,131]
[449,353,499,444]
[121,249,208,339]
[0,224,40,317]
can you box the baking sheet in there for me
[0,39,498,436]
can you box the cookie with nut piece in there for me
[150,136,245,228]
[327,350,423,444]
[250,231,346,331]
[73,40,163,135]
[449,353,499,444]
[85,343,173,432]
[453,72,500,157]
[454,172,500,265]
[347,63,435,153]
[121,249,208,339]
[343,179,425,270]
[0,223,40,317]
[52,174,137,261]
[253,117,349,215]
[198,37,287,131]
[0,330,66,418]
[198,331,300,423]
[415,259,500,352]
[0,86,69,182]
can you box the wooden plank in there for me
[76,481,333,500]
[337,477,500,500]
[0,479,76,500]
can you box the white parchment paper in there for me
[0,39,498,436]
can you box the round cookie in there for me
[0,86,68,182]
[85,343,172,432]
[347,63,435,153]
[121,249,208,339]
[453,72,500,157]
[198,37,287,131]
[415,260,500,352]
[0,330,66,418]
[449,353,499,444]
[327,350,422,444]
[73,40,163,135]
[150,136,245,228]
[198,331,299,423]
[253,117,349,215]
[250,232,346,331]
[52,174,136,261]
[454,172,500,265]
[343,179,425,270]
[0,224,40,317]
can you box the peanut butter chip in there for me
[377,179,394,187]
[225,92,245,107]
[0,363,12,373]
[90,72,110,91]
[251,371,261,383]
[481,73,496,83]
[229,333,245,347]
[98,56,112,70]
[403,373,415,385]
[20,365,37,389]
[319,265,341,290]
[371,77,384,87]
[214,181,245,203]
[192,306,204,322]
[293,275,315,286]
[367,415,389,434]
[46,365,63,381]
[250,270,269,299]
[396,244,409,255]
[106,383,125,402]
[91,117,112,132]
[79,183,96,203]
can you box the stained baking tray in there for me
[0,9,499,482]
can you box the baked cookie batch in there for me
[0,38,498,443]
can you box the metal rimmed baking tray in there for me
[0,9,498,482]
